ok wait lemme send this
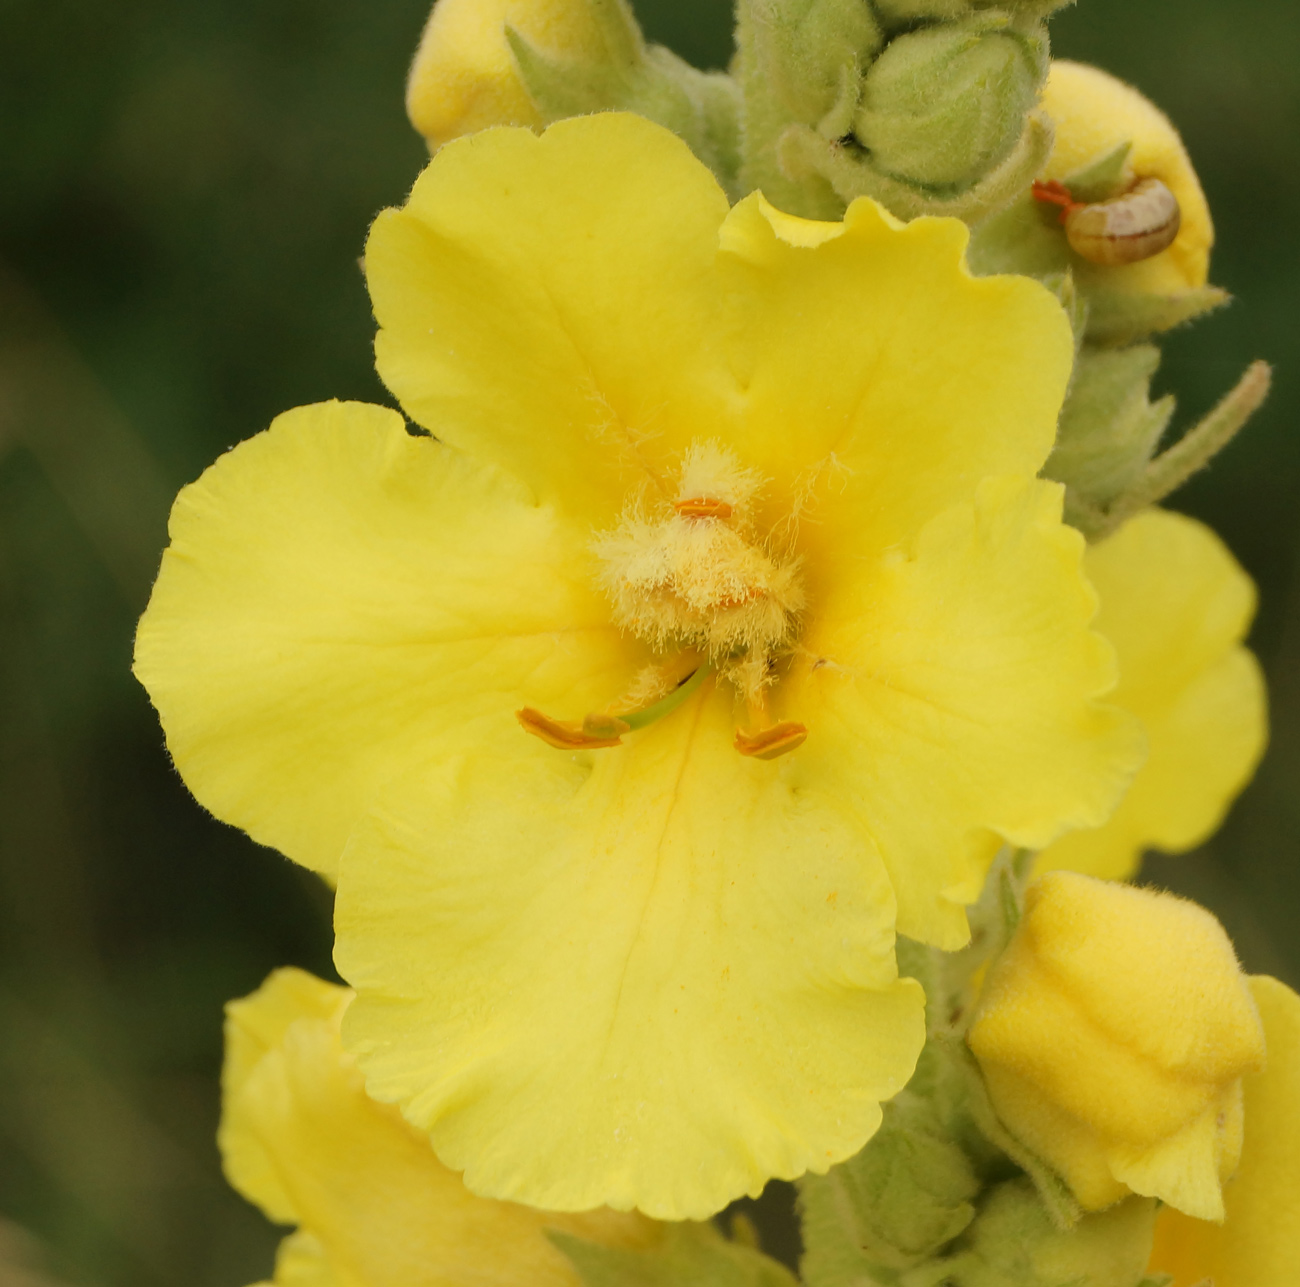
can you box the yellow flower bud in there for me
[1039,60,1212,295]
[968,872,1265,1221]
[406,0,614,149]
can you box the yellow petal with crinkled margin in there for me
[713,195,1075,560]
[366,113,1074,550]
[134,400,642,879]
[1036,509,1266,881]
[367,114,733,525]
[786,477,1144,947]
[223,968,659,1287]
[335,681,926,1220]
[1148,976,1300,1287]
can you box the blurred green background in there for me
[0,0,1295,1282]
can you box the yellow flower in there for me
[1039,59,1213,295]
[1147,975,1300,1287]
[222,967,658,1287]
[968,871,1266,1220]
[134,113,1141,1217]
[406,0,613,149]
[1035,509,1266,880]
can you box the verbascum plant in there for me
[130,2,1291,1284]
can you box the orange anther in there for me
[517,707,626,750]
[734,721,808,760]
[674,496,733,520]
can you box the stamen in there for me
[734,684,807,760]
[674,497,733,520]
[734,722,808,760]
[517,707,628,750]
[517,661,712,752]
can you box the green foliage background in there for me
[0,1,1295,1282]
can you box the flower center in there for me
[517,443,808,759]
[592,442,804,679]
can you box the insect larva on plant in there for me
[1032,176,1182,266]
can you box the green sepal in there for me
[551,1223,798,1287]
[777,109,1052,223]
[937,1180,1158,1287]
[799,1089,981,1281]
[1082,284,1230,347]
[1074,358,1271,540]
[1045,344,1176,529]
[852,16,1048,190]
[1063,140,1132,203]
[872,0,975,30]
[966,188,1075,279]
[507,27,743,196]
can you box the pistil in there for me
[517,657,710,751]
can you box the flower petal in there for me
[134,400,641,878]
[223,969,657,1287]
[367,114,733,523]
[259,1231,338,1287]
[335,680,926,1220]
[1148,976,1300,1287]
[1036,510,1266,880]
[714,194,1075,557]
[789,477,1144,947]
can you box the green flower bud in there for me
[734,0,885,217]
[946,1179,1158,1287]
[853,17,1046,190]
[756,0,884,123]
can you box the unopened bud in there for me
[853,17,1046,190]
[968,873,1265,1221]
[406,0,629,149]
[947,1179,1157,1287]
[758,0,884,124]
[1039,60,1211,292]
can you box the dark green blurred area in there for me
[0,1,1295,1282]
